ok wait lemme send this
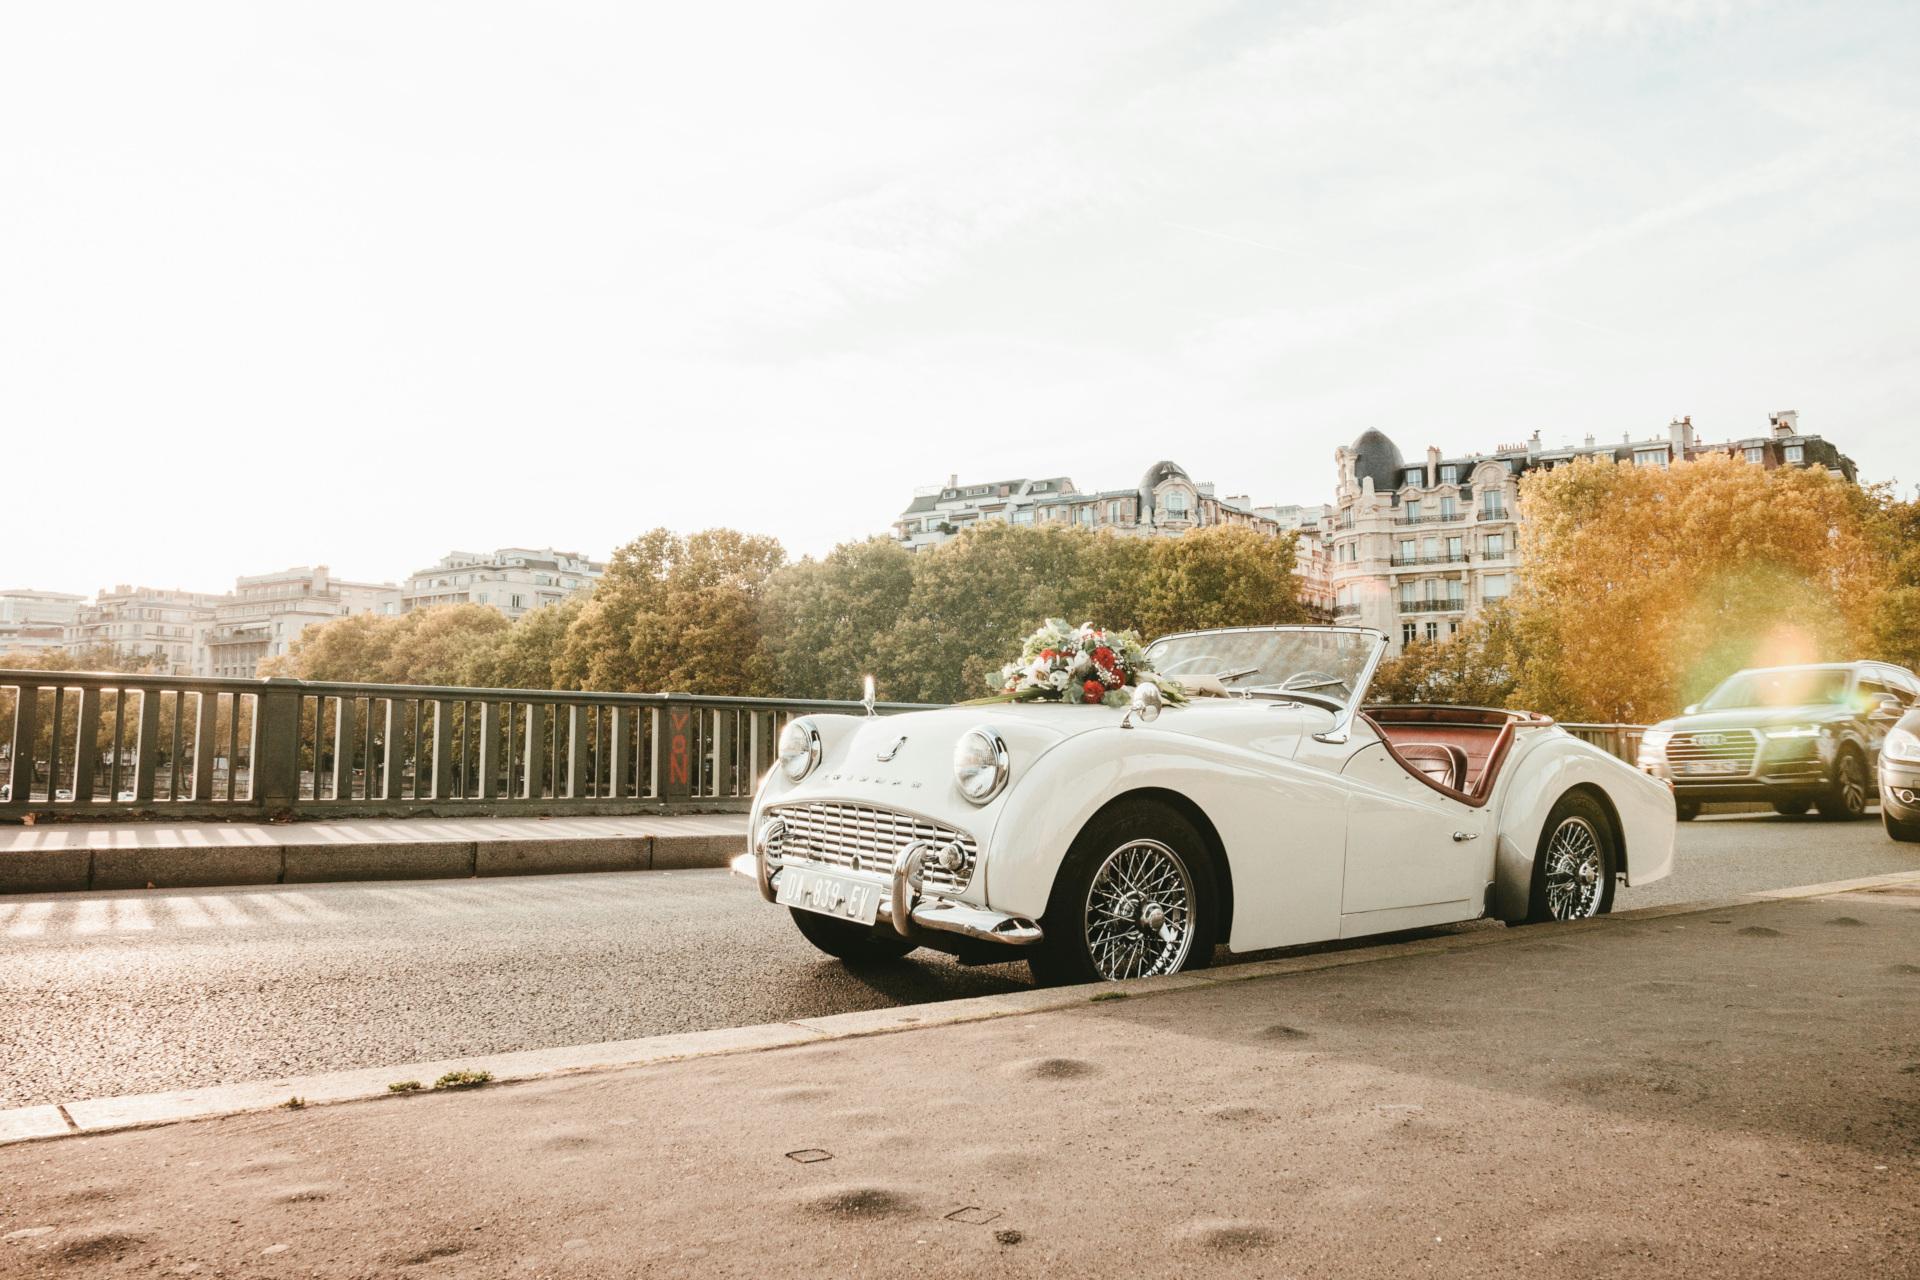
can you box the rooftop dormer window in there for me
[1440,465,1457,484]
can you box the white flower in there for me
[1049,670,1072,691]
[1069,651,1091,678]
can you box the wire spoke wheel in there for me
[1083,839,1195,980]
[1541,816,1604,920]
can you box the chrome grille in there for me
[768,802,977,893]
[1666,729,1759,777]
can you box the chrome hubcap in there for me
[1085,839,1194,980]
[1543,816,1604,920]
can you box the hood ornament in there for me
[876,735,907,762]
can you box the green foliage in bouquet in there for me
[989,619,1188,706]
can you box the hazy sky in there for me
[4,1,1917,593]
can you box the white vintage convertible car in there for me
[745,625,1674,985]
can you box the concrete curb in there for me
[7,867,1915,1149]
[0,829,744,894]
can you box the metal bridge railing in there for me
[1558,723,1648,764]
[0,671,932,821]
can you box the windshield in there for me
[1700,669,1850,711]
[1145,627,1383,707]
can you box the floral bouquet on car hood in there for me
[992,618,1187,707]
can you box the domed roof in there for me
[1350,429,1404,493]
[1137,460,1191,520]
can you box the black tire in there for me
[1027,797,1219,987]
[1818,749,1869,821]
[788,907,919,964]
[1773,798,1812,816]
[1886,805,1920,844]
[1675,800,1699,822]
[1526,791,1618,923]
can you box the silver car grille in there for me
[767,802,977,893]
[1667,728,1759,776]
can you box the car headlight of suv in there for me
[953,727,1010,805]
[1886,727,1920,764]
[1763,724,1823,739]
[777,717,822,781]
[1636,730,1671,767]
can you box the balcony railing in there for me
[1477,507,1508,521]
[1397,599,1467,614]
[1479,550,1507,562]
[1393,513,1465,526]
[1331,604,1362,619]
[0,670,933,821]
[1389,553,1470,567]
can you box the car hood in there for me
[754,703,1106,843]
[1652,705,1853,734]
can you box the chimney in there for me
[949,473,959,489]
[1668,416,1694,452]
[314,565,330,594]
[1771,409,1798,439]
[1527,430,1541,456]
[1583,434,1595,448]
[1426,445,1441,486]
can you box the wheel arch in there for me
[1565,781,1628,887]
[1081,786,1236,948]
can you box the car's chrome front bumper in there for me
[738,819,1042,948]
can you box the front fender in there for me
[983,725,1349,951]
[1491,731,1676,922]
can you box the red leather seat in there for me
[1395,742,1469,792]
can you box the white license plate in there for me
[777,867,881,926]
[1679,760,1743,775]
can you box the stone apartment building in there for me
[894,462,1283,550]
[66,586,230,674]
[401,548,605,620]
[0,589,87,655]
[1328,410,1857,654]
[201,566,401,678]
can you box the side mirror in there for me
[1871,695,1903,720]
[1121,682,1162,729]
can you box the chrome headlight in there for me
[953,727,1010,805]
[1763,724,1823,739]
[1886,727,1920,763]
[777,717,822,781]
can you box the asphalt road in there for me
[4,810,1915,1108]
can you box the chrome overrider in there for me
[748,817,1043,949]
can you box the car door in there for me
[1337,739,1485,924]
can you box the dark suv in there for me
[1637,662,1918,821]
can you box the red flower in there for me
[1092,646,1115,668]
[1102,666,1125,688]
[1082,680,1104,704]
[1039,649,1057,662]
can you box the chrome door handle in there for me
[1452,831,1479,842]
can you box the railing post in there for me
[478,702,501,801]
[72,686,103,803]
[382,697,407,800]
[564,704,585,799]
[192,692,220,802]
[661,698,693,805]
[252,680,303,809]
[3,678,37,812]
[133,686,160,803]
[333,696,357,802]
[431,699,455,800]
[714,709,735,798]
[610,707,632,800]
[524,704,548,799]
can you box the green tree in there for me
[263,604,509,685]
[1368,603,1523,707]
[760,536,916,701]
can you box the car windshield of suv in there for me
[1145,628,1382,707]
[1700,669,1850,710]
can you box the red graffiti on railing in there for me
[668,709,690,787]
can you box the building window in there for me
[1440,496,1455,520]
[1405,469,1423,488]
[1340,507,1353,528]
[1402,623,1418,645]
[1441,465,1458,484]
[1482,491,1505,520]
[1634,449,1667,468]
[1484,534,1505,561]
[477,593,489,605]
[1399,583,1415,605]
[510,594,525,610]
[1398,539,1415,564]
[1012,509,1033,525]
[1483,574,1509,601]
[1447,580,1464,607]
[1164,491,1188,517]
[1425,621,1440,641]
[1405,501,1422,523]
[1744,447,1764,464]
[1108,501,1121,522]
[1446,536,1463,562]
[1422,537,1438,561]
[1784,445,1804,462]
[1077,507,1093,526]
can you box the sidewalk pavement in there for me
[0,814,749,894]
[2,873,1916,1276]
